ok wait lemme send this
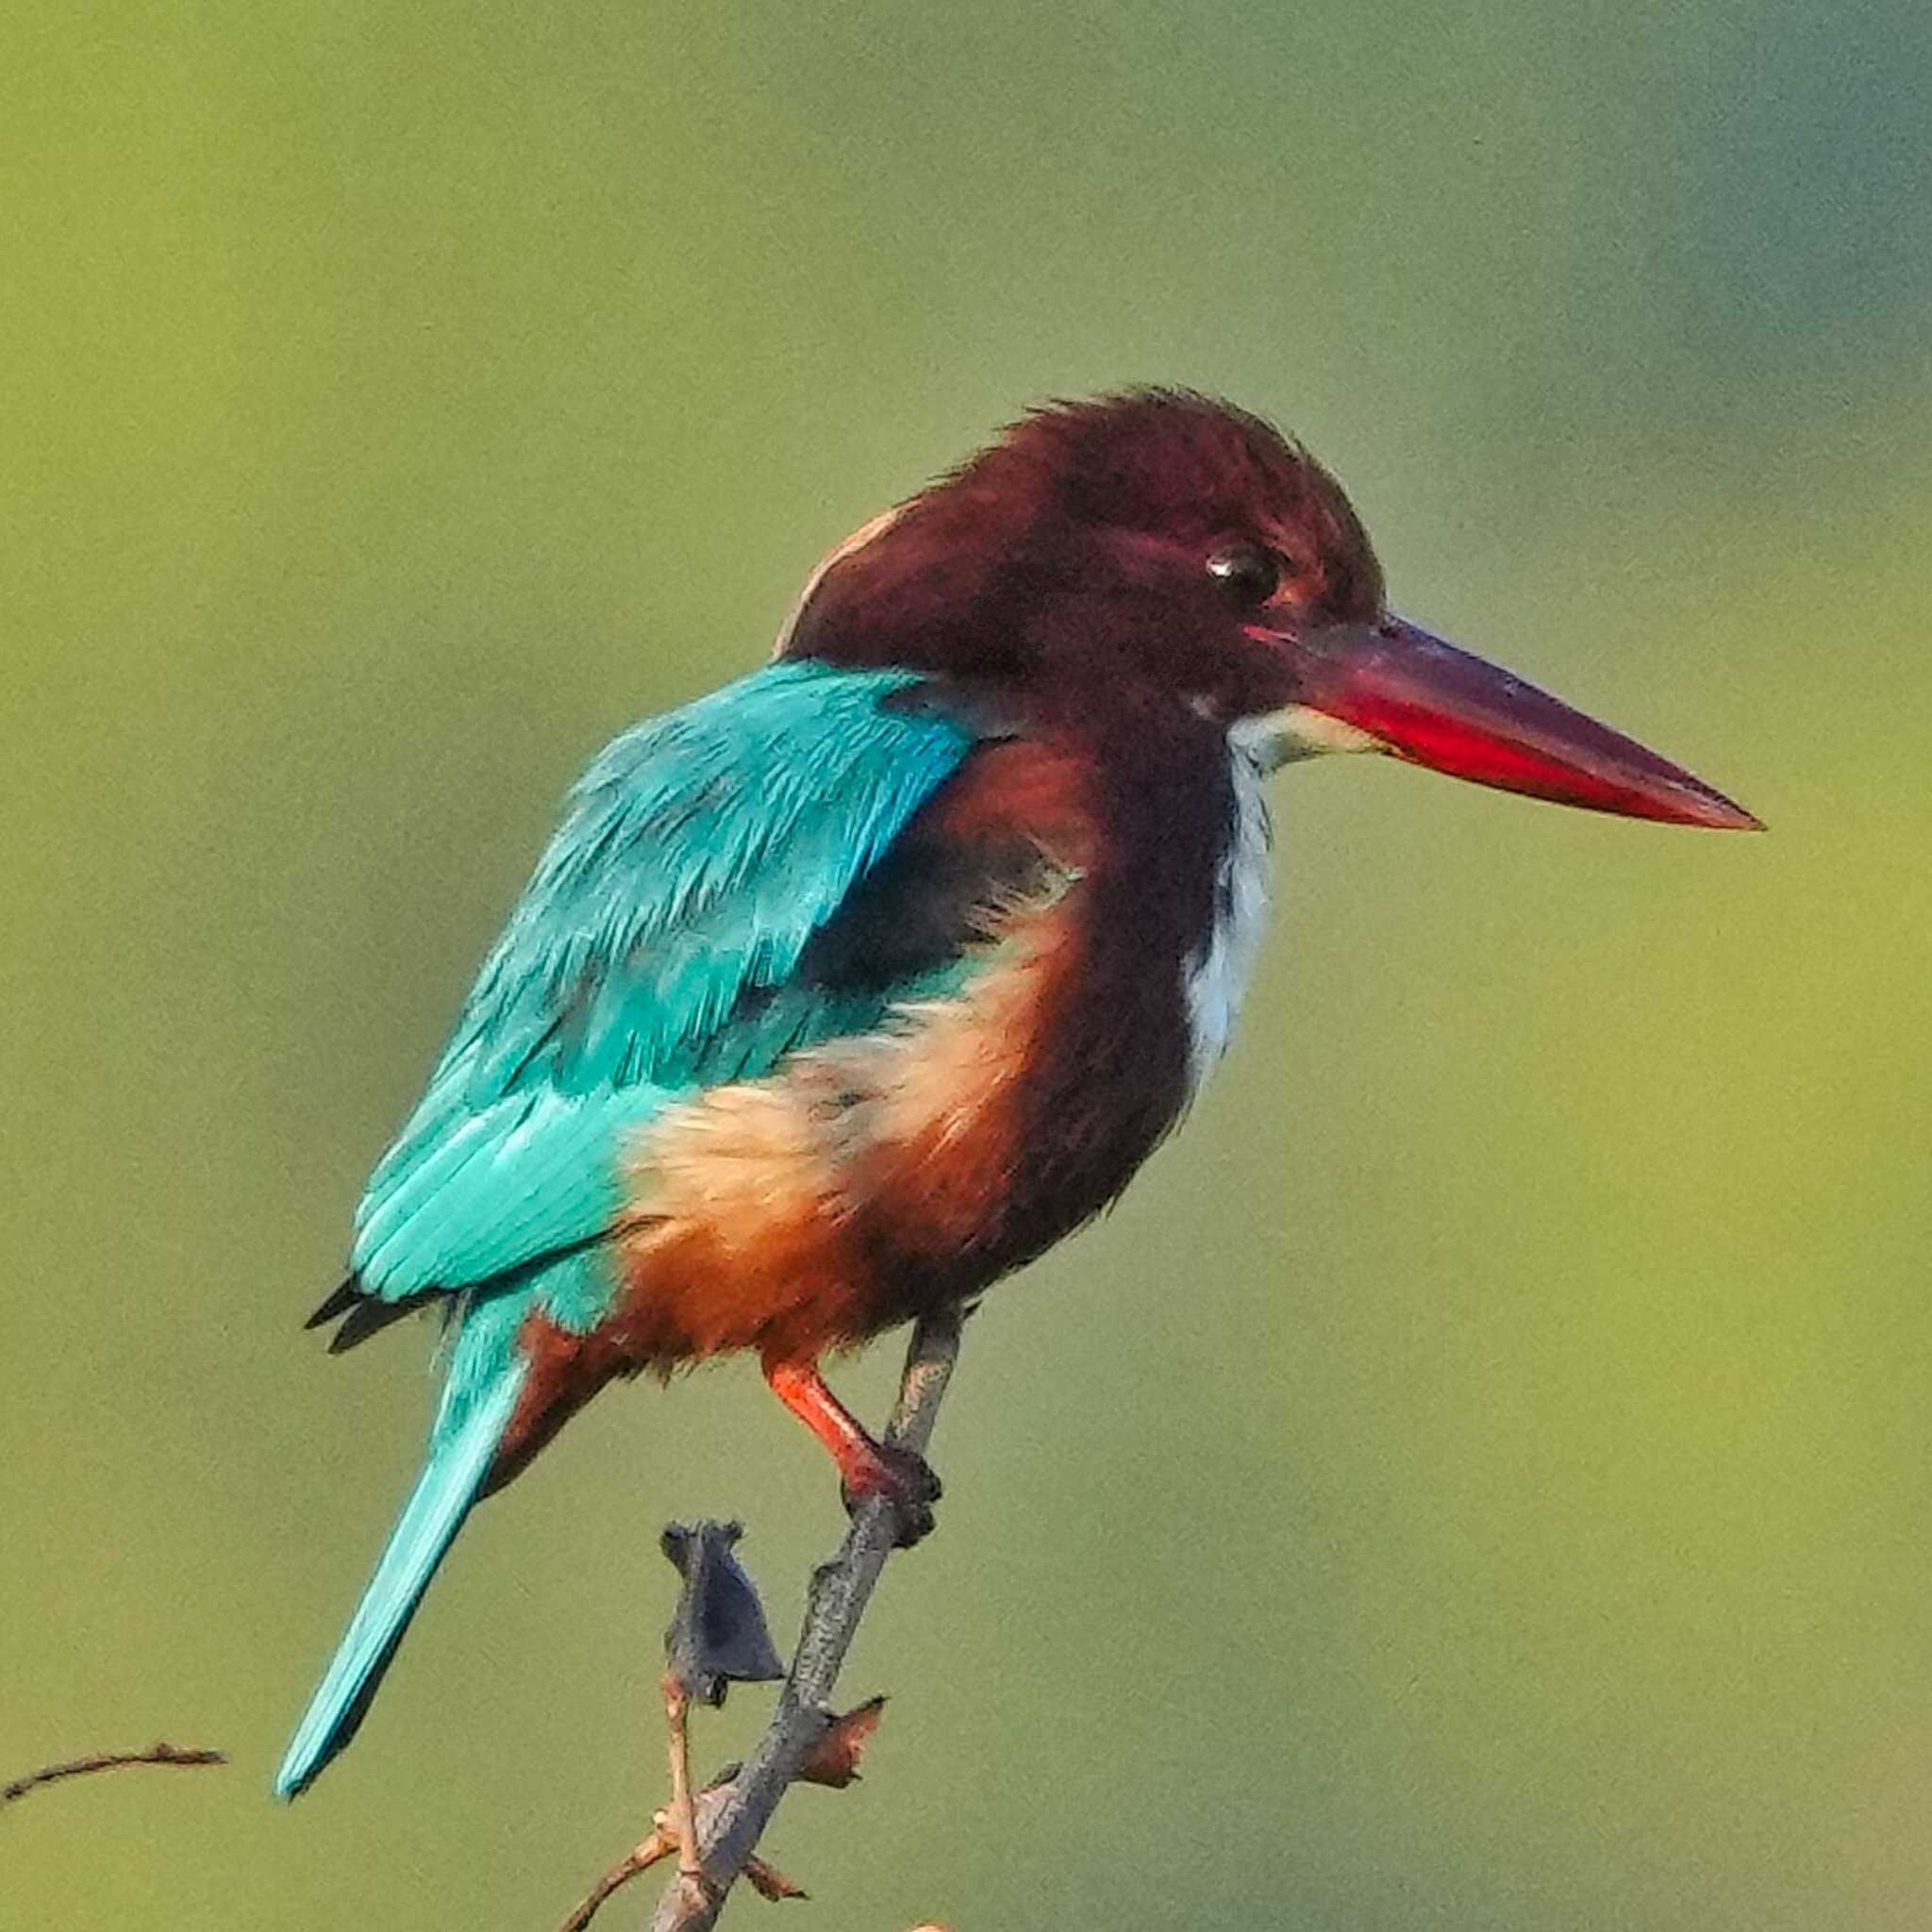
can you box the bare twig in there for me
[661,1674,702,1883]
[2,1743,226,1807]
[647,1305,965,1932]
[562,1833,672,1932]
[559,1782,808,1932]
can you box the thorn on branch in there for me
[2,1743,226,1807]
[741,1856,808,1902]
[797,1695,885,1789]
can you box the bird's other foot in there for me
[838,1440,942,1548]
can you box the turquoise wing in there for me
[339,661,980,1314]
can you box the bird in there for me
[275,390,1757,1799]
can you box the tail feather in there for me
[274,1361,527,1800]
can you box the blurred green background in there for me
[4,3,1928,1926]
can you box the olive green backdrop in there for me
[5,4,1928,1927]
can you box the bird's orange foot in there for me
[762,1356,944,1547]
[838,1441,942,1548]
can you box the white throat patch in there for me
[1182,735,1274,1094]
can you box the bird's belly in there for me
[602,890,1180,1365]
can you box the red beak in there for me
[1291,617,1761,830]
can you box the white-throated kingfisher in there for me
[277,391,1757,1798]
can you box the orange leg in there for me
[762,1354,941,1545]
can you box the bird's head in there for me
[778,390,1757,829]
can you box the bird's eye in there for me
[1206,541,1283,607]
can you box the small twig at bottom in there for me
[558,1783,804,1932]
[2,1743,226,1807]
[562,1836,669,1932]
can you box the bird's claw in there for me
[840,1443,941,1548]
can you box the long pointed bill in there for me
[1277,617,1760,829]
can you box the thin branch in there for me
[559,1771,807,1928]
[660,1674,701,1882]
[646,1305,966,1932]
[560,1811,688,1932]
[562,1837,668,1932]
[2,1743,226,1807]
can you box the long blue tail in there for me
[275,1361,527,1799]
